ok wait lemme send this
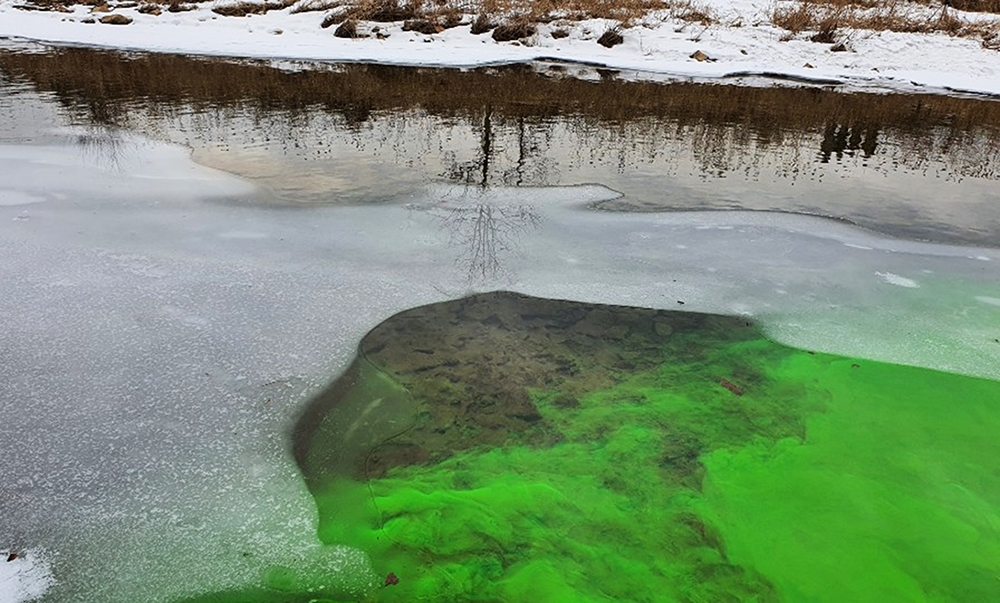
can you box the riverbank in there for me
[1,0,999,96]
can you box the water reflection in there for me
[74,125,131,171]
[443,109,557,188]
[1,43,1000,245]
[431,191,542,282]
[429,108,546,282]
[819,122,878,163]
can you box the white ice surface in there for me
[0,551,53,603]
[0,0,999,96]
[1,130,999,602]
[0,190,45,206]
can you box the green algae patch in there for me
[296,292,801,601]
[700,355,1000,603]
[284,292,1000,602]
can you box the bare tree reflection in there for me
[432,190,542,283]
[443,107,556,189]
[67,95,135,171]
[444,106,495,187]
[433,104,548,281]
[74,125,132,172]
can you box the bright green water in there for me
[180,299,1000,602]
[310,338,1000,601]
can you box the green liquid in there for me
[701,355,1000,602]
[185,293,1000,602]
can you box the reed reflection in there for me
[2,44,999,245]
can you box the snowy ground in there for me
[1,0,999,96]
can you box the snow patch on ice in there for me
[0,128,258,196]
[875,271,919,288]
[218,231,271,240]
[160,305,211,327]
[0,550,54,603]
[418,182,622,208]
[0,189,45,206]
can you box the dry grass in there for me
[941,0,1000,12]
[310,0,716,30]
[475,0,656,24]
[12,0,999,47]
[211,0,294,15]
[312,0,468,35]
[14,0,719,30]
[772,0,1000,47]
[598,23,625,45]
[491,20,536,40]
[299,0,719,39]
[671,0,714,24]
[321,0,420,24]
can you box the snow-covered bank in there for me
[1,0,999,97]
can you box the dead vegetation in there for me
[10,0,999,50]
[3,45,1000,135]
[13,0,719,38]
[598,24,625,46]
[478,0,668,24]
[469,13,495,32]
[333,16,358,35]
[771,0,1000,48]
[491,21,535,40]
[671,0,714,24]
[309,0,721,44]
[211,0,295,16]
[320,0,420,25]
[98,10,131,19]
[302,0,719,45]
[946,0,1000,12]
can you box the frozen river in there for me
[2,45,1000,602]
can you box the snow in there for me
[1,0,999,96]
[875,271,920,287]
[0,189,45,206]
[0,551,53,603]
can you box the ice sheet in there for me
[1,127,998,601]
